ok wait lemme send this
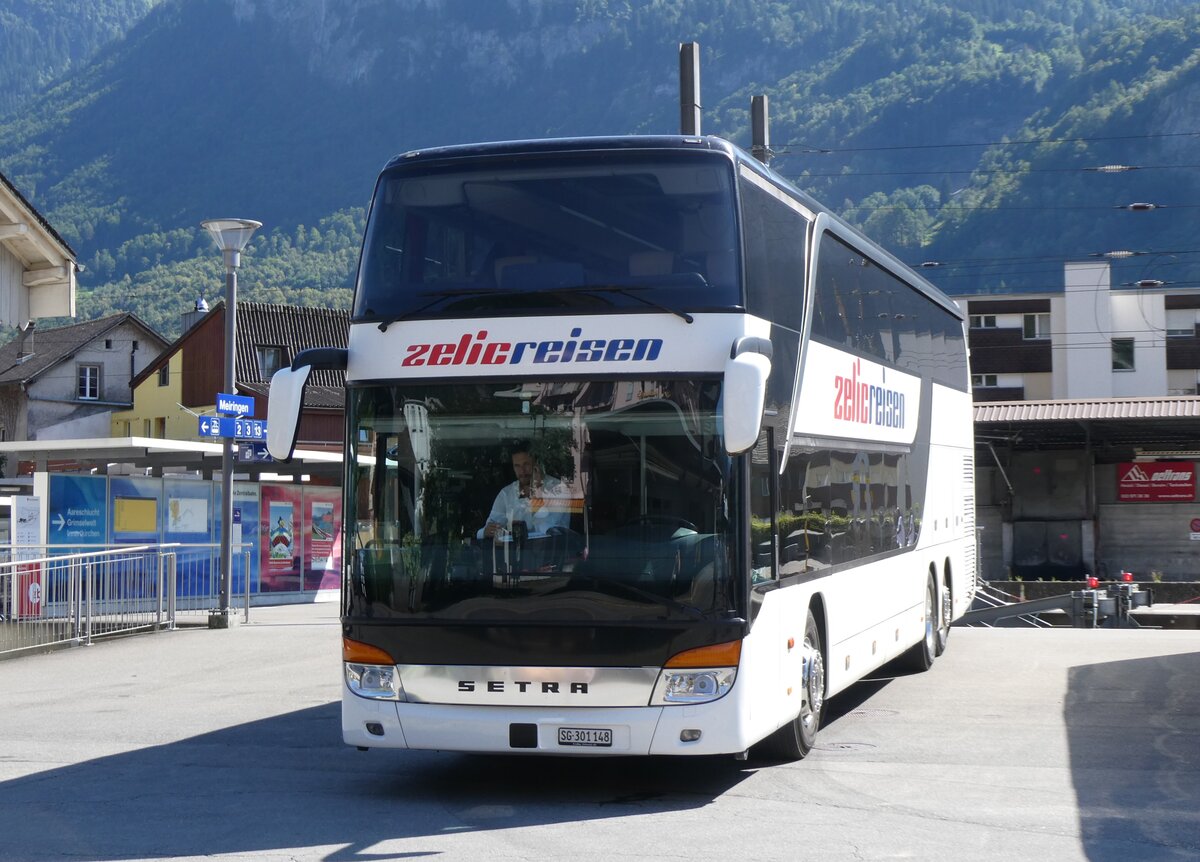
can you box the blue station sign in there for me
[238,441,273,462]
[216,392,255,417]
[198,416,268,440]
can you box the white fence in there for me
[0,543,251,658]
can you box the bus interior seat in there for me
[576,531,714,598]
[629,251,674,277]
[680,560,716,607]
[359,544,402,606]
[495,258,585,291]
[493,255,537,285]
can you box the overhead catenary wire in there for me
[771,129,1200,155]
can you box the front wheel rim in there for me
[801,639,824,732]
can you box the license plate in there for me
[557,727,613,747]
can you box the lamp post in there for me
[201,218,261,628]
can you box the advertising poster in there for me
[13,495,41,548]
[232,483,261,597]
[260,484,302,592]
[1117,462,1195,502]
[109,476,162,600]
[164,477,213,599]
[109,476,162,544]
[303,486,342,591]
[13,496,42,618]
[47,474,108,603]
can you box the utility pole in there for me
[679,42,701,135]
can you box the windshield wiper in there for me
[556,284,694,324]
[565,574,705,620]
[375,287,521,331]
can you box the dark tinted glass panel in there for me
[739,176,806,331]
[355,152,740,322]
[811,232,967,389]
[778,445,920,573]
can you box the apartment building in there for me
[964,262,1200,583]
[966,261,1200,401]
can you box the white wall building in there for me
[964,262,1200,582]
[966,261,1200,402]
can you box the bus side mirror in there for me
[723,337,772,455]
[266,347,348,462]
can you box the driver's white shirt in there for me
[478,477,571,539]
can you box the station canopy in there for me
[975,396,1200,456]
[0,436,342,480]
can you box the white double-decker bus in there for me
[267,135,975,760]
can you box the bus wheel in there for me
[756,610,824,761]
[935,578,952,656]
[897,575,937,673]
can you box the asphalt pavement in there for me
[0,601,1197,862]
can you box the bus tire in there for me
[756,610,824,761]
[897,574,937,673]
[935,575,951,657]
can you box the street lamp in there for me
[201,217,262,628]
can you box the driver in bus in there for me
[478,442,570,543]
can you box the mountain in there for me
[0,0,160,117]
[1,0,1198,338]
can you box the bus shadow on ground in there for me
[1066,651,1200,862]
[0,701,761,861]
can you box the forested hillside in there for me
[0,0,159,116]
[1,0,1198,338]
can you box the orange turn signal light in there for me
[342,637,396,664]
[665,640,742,668]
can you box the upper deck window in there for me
[811,231,968,390]
[354,151,741,322]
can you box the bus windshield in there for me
[354,151,741,323]
[346,378,737,623]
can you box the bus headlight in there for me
[653,667,737,704]
[652,639,740,704]
[345,663,403,700]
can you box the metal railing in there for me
[0,543,253,658]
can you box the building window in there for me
[1166,310,1195,338]
[1112,338,1135,371]
[154,417,166,438]
[969,314,996,329]
[1022,313,1050,340]
[157,365,170,386]
[104,338,113,350]
[77,364,101,400]
[257,346,286,379]
[971,374,998,388]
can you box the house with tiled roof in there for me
[1,169,77,328]
[113,300,348,449]
[0,313,168,458]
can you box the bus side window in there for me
[740,176,805,332]
[749,426,776,582]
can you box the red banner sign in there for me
[1117,462,1196,502]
